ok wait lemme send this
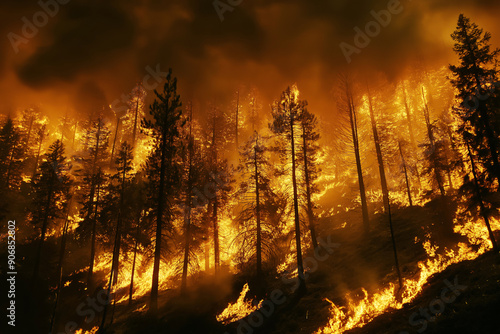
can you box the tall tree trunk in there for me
[87,119,102,287]
[212,118,220,274]
[347,90,370,231]
[301,122,318,249]
[32,172,55,283]
[387,201,403,289]
[32,135,43,180]
[128,223,140,306]
[205,241,210,272]
[213,195,219,273]
[290,114,306,293]
[24,115,34,151]
[182,109,193,293]
[49,197,72,333]
[466,141,498,252]
[72,122,78,150]
[110,117,120,166]
[132,96,140,148]
[254,139,262,275]
[235,90,239,148]
[402,86,422,188]
[402,85,417,149]
[150,129,168,312]
[88,179,101,287]
[398,142,413,207]
[367,92,390,213]
[99,160,126,333]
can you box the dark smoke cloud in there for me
[1,0,499,116]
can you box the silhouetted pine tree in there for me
[0,117,25,191]
[450,14,500,187]
[75,116,111,287]
[30,140,71,282]
[142,69,185,312]
[449,15,500,252]
[270,85,307,293]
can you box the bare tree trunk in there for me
[150,129,168,312]
[32,172,55,284]
[398,142,413,207]
[367,91,389,213]
[72,122,78,150]
[301,122,318,249]
[347,86,369,232]
[110,117,120,166]
[182,108,193,293]
[212,118,220,274]
[87,119,102,288]
[387,200,403,289]
[235,90,239,148]
[99,159,126,332]
[254,138,262,275]
[24,115,34,151]
[88,179,101,287]
[132,96,140,148]
[49,197,72,333]
[32,136,43,180]
[402,86,422,188]
[213,195,219,273]
[290,114,306,293]
[205,241,210,272]
[128,224,139,306]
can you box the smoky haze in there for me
[1,0,499,120]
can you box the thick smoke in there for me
[1,0,499,118]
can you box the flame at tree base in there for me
[315,216,496,334]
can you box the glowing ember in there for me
[216,283,263,325]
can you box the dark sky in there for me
[1,0,499,117]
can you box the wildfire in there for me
[74,326,98,334]
[216,283,263,325]
[91,250,177,305]
[314,215,496,333]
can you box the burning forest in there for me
[1,1,500,334]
